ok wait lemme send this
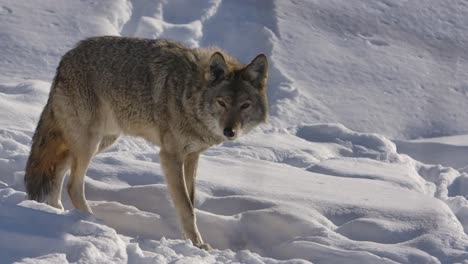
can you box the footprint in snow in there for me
[367,39,390,47]
[1,6,12,14]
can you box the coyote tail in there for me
[24,92,69,202]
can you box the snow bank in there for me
[2,195,305,264]
[271,0,468,139]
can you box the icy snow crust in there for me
[0,0,467,263]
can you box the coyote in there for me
[24,36,268,249]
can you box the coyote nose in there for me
[223,127,236,138]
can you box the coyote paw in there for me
[46,199,64,211]
[196,243,213,251]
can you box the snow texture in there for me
[0,0,467,263]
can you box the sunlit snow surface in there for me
[0,0,467,263]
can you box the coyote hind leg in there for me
[67,134,101,213]
[46,155,71,210]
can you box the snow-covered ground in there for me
[1,0,467,263]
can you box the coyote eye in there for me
[241,103,250,110]
[217,99,226,108]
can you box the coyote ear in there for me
[206,52,228,84]
[243,54,268,88]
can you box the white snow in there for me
[1,0,467,263]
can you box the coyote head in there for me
[202,52,269,141]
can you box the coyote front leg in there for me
[159,150,211,250]
[184,152,200,205]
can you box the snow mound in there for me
[2,191,307,264]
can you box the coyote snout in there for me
[24,36,269,250]
[223,127,236,139]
